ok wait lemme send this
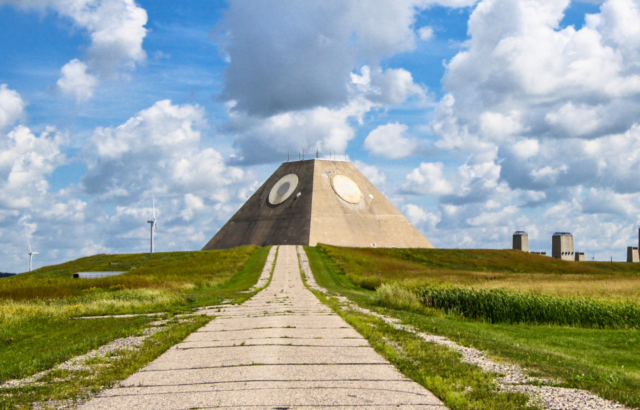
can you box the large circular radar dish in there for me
[268,174,299,205]
[331,175,363,204]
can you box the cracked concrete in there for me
[79,245,446,409]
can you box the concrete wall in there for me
[202,161,315,250]
[552,234,574,261]
[513,233,529,252]
[628,247,639,263]
[575,252,585,261]
[203,159,434,250]
[308,160,433,249]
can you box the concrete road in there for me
[79,245,446,409]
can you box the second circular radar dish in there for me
[331,174,363,204]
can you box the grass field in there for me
[0,246,271,408]
[319,244,640,300]
[305,245,640,409]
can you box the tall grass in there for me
[0,289,181,327]
[413,285,640,329]
[0,246,258,301]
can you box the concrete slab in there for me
[177,338,370,348]
[79,246,446,409]
[182,327,362,341]
[142,346,389,371]
[85,387,442,409]
[121,364,408,387]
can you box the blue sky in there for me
[1,0,639,273]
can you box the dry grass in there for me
[319,245,640,301]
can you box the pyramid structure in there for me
[202,159,434,250]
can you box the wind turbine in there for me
[147,197,157,253]
[27,241,38,272]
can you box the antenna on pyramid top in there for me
[287,151,289,162]
[316,149,318,159]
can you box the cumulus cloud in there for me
[1,0,148,100]
[216,0,434,116]
[363,122,417,159]
[0,84,25,132]
[417,26,434,41]
[214,0,472,164]
[354,160,387,186]
[82,99,244,203]
[226,97,373,165]
[0,89,94,272]
[56,59,98,102]
[402,162,454,196]
[409,0,640,258]
[0,125,67,209]
[0,97,258,272]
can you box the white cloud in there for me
[402,162,454,196]
[419,0,640,253]
[417,26,434,41]
[0,84,25,132]
[364,123,417,159]
[82,99,244,202]
[2,0,148,100]
[354,160,386,186]
[434,0,640,153]
[545,102,601,137]
[479,111,524,141]
[0,125,67,209]
[216,0,432,116]
[227,97,373,165]
[56,59,98,102]
[404,204,440,231]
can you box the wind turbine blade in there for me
[153,196,156,219]
[28,240,32,253]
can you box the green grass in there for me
[0,246,261,301]
[0,316,153,383]
[318,244,640,301]
[403,314,640,408]
[0,245,272,407]
[2,315,211,409]
[305,245,640,408]
[304,246,535,409]
[322,245,640,276]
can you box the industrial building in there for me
[628,247,639,263]
[574,252,585,262]
[512,231,529,252]
[552,232,574,261]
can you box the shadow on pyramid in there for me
[202,159,434,250]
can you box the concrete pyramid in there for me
[202,159,434,250]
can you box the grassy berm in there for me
[307,244,640,409]
[0,245,271,408]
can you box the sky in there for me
[1,0,639,273]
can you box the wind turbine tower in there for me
[27,241,38,272]
[147,197,157,253]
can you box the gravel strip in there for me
[241,246,278,293]
[296,246,634,410]
[0,320,169,390]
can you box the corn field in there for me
[415,285,640,329]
